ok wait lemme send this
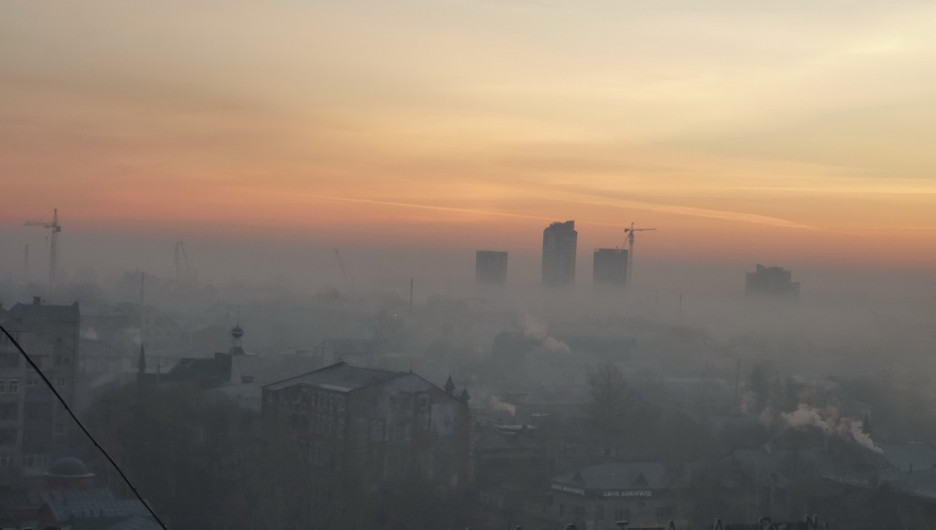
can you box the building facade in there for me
[476,251,508,285]
[745,265,800,297]
[262,362,472,493]
[537,462,689,530]
[0,298,80,482]
[593,248,628,287]
[542,221,578,287]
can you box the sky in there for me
[2,0,936,275]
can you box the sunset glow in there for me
[3,0,936,268]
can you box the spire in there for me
[459,388,470,402]
[444,375,455,394]
[136,343,146,384]
[229,324,245,356]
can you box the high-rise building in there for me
[475,251,508,285]
[745,264,800,297]
[0,297,80,482]
[593,248,628,286]
[542,221,577,286]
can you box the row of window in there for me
[0,380,20,395]
[0,453,50,469]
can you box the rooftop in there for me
[264,361,404,392]
[553,462,670,491]
[5,300,79,324]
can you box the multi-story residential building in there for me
[0,297,80,482]
[745,264,800,297]
[262,362,472,494]
[476,251,508,285]
[593,248,628,287]
[542,221,578,287]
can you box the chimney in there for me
[32,296,41,306]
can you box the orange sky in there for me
[2,1,936,269]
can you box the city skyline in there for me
[3,1,936,270]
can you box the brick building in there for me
[262,362,471,493]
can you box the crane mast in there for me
[23,208,61,293]
[623,221,656,287]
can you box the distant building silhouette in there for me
[475,251,508,285]
[542,221,577,286]
[593,248,628,287]
[745,264,800,297]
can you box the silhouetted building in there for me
[592,248,628,287]
[0,297,80,481]
[542,462,690,529]
[745,264,800,297]
[542,221,577,286]
[262,362,472,494]
[476,251,508,285]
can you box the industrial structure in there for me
[475,250,508,285]
[24,209,62,295]
[623,222,656,287]
[593,248,628,287]
[542,221,578,286]
[745,264,800,297]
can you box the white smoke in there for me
[780,404,882,453]
[488,396,517,416]
[520,316,571,354]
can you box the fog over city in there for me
[3,1,936,529]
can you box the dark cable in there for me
[0,323,169,529]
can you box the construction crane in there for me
[334,248,356,289]
[623,221,656,286]
[24,208,61,290]
[174,240,192,286]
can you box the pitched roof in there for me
[264,361,404,392]
[4,301,79,324]
[553,462,669,491]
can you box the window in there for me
[596,504,605,521]
[559,504,565,516]
[418,393,430,410]
[0,428,16,445]
[370,419,384,441]
[0,404,17,421]
[615,508,629,522]
[656,506,674,522]
[574,505,585,518]
[241,375,254,384]
[7,380,18,395]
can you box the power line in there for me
[0,323,169,530]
